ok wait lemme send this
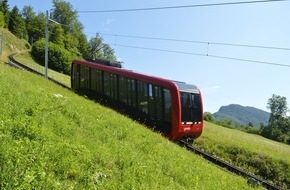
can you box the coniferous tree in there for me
[0,0,9,28]
[0,11,4,27]
[8,6,27,39]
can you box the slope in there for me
[0,63,258,189]
[0,28,30,63]
[195,121,290,189]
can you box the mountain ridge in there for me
[213,104,270,127]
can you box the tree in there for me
[77,33,90,58]
[0,0,9,28]
[50,24,65,46]
[22,6,45,44]
[88,33,116,61]
[51,0,88,57]
[8,6,27,39]
[88,33,103,59]
[102,44,116,60]
[52,0,79,34]
[63,33,80,55]
[0,11,4,27]
[262,94,290,143]
[31,38,74,74]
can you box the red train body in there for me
[71,59,203,141]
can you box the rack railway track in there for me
[7,54,284,190]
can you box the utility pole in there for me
[44,10,60,79]
[45,10,49,78]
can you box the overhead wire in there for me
[78,0,290,13]
[79,0,290,68]
[100,33,290,51]
[109,43,290,68]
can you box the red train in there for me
[71,59,203,142]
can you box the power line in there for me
[101,33,290,51]
[78,0,290,13]
[110,43,290,68]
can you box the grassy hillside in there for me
[195,122,290,188]
[0,28,30,63]
[0,63,258,189]
[13,51,71,87]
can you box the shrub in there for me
[204,112,214,122]
[31,39,75,74]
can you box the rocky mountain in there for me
[213,104,270,127]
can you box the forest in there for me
[0,0,116,74]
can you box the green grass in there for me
[195,122,290,189]
[0,63,259,189]
[0,28,30,63]
[13,52,71,87]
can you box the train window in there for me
[119,77,136,107]
[90,68,97,91]
[180,92,202,123]
[72,63,79,90]
[96,70,103,94]
[80,65,90,89]
[119,76,128,104]
[111,74,118,100]
[104,72,110,97]
[148,84,156,118]
[163,89,172,123]
[192,93,202,122]
[155,86,163,120]
[104,72,117,100]
[149,84,153,97]
[128,79,136,108]
[148,85,163,120]
[137,81,148,114]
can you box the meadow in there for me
[0,63,259,189]
[13,52,71,88]
[13,50,290,188]
[195,122,290,188]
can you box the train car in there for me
[71,59,203,142]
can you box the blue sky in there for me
[9,0,290,114]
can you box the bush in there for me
[31,39,75,74]
[204,112,214,122]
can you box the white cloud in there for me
[105,18,114,26]
[102,18,115,31]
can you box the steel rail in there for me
[7,53,70,90]
[178,140,283,190]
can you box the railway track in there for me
[8,53,284,190]
[7,53,70,90]
[178,140,283,190]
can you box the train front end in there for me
[173,82,203,143]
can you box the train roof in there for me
[173,81,200,94]
[86,58,122,68]
[73,59,199,93]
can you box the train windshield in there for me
[180,92,202,123]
